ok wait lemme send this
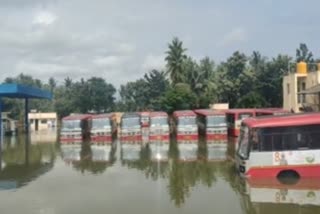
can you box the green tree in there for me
[144,69,169,110]
[296,43,314,63]
[160,84,196,114]
[216,51,247,107]
[165,37,187,85]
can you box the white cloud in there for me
[93,56,122,67]
[219,27,248,47]
[142,54,165,71]
[33,11,57,26]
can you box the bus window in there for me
[259,129,273,151]
[250,129,259,151]
[239,113,253,120]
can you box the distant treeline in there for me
[1,38,317,120]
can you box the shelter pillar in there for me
[0,97,2,148]
[25,98,29,134]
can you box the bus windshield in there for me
[62,120,81,129]
[122,117,140,127]
[150,117,168,126]
[255,124,320,152]
[92,118,110,129]
[178,116,196,126]
[237,125,250,159]
[207,115,226,126]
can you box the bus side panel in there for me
[245,151,320,178]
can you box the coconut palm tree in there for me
[165,37,187,85]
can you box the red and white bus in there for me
[149,111,170,142]
[194,109,227,140]
[139,111,150,128]
[226,109,256,137]
[60,114,92,143]
[173,110,198,142]
[90,114,117,143]
[255,108,290,117]
[236,113,320,178]
[120,112,142,143]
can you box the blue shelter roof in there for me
[0,84,52,99]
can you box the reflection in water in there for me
[241,178,320,213]
[121,143,143,162]
[177,143,198,161]
[1,132,320,213]
[149,141,169,161]
[0,134,56,190]
[60,141,116,174]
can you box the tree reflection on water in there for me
[0,135,56,190]
[120,139,233,207]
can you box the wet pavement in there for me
[0,130,319,214]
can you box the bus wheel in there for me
[277,170,300,185]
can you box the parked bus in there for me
[90,113,117,143]
[173,110,198,142]
[255,108,290,117]
[194,109,227,140]
[120,112,142,143]
[149,111,170,142]
[139,111,150,128]
[60,114,92,143]
[226,109,256,137]
[236,113,320,178]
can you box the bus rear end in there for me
[174,111,198,143]
[91,114,115,144]
[120,113,142,144]
[60,114,91,144]
[206,114,227,141]
[149,112,170,143]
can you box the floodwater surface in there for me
[0,130,320,214]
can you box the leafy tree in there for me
[296,43,314,63]
[216,51,247,107]
[160,84,197,114]
[165,37,187,85]
[144,69,169,110]
[48,77,57,93]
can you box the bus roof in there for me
[91,113,114,119]
[149,111,168,117]
[173,110,196,117]
[139,111,150,116]
[122,112,140,119]
[243,113,320,128]
[255,108,289,114]
[225,108,256,114]
[194,109,225,116]
[62,114,92,121]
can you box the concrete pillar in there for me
[0,97,2,158]
[25,98,29,134]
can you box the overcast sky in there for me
[0,0,319,87]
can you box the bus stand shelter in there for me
[0,83,52,144]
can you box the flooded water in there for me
[1,130,320,214]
